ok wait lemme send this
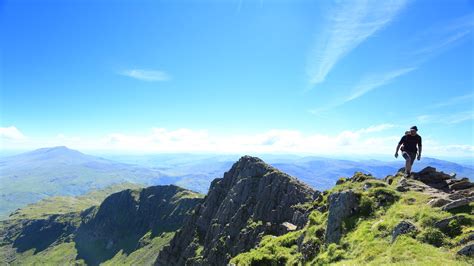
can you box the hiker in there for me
[395,126,422,176]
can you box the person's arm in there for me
[395,136,404,158]
[395,143,402,158]
[417,136,422,160]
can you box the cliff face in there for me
[155,156,318,266]
[76,185,203,265]
[0,185,203,266]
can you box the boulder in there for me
[449,179,474,191]
[457,243,474,257]
[428,198,452,207]
[396,177,409,192]
[441,196,474,211]
[391,220,417,242]
[325,190,359,244]
[434,216,462,231]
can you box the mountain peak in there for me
[156,157,316,265]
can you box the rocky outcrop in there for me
[155,156,316,266]
[413,167,473,193]
[325,190,359,244]
[391,220,417,242]
[457,243,474,257]
[76,185,202,265]
[395,167,474,211]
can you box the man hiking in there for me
[395,126,422,176]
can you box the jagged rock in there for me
[441,196,474,211]
[282,222,297,231]
[391,220,417,242]
[299,239,319,262]
[316,205,327,213]
[428,198,452,208]
[459,234,474,245]
[351,172,374,183]
[457,243,474,257]
[292,211,309,228]
[434,216,462,231]
[396,177,409,192]
[155,156,315,266]
[384,175,395,185]
[449,178,474,191]
[325,190,359,244]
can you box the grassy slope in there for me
[102,232,175,266]
[6,182,144,220]
[231,173,474,265]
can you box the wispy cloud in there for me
[417,111,474,125]
[309,67,415,115]
[306,0,408,86]
[0,126,26,140]
[346,67,416,102]
[412,13,474,58]
[430,93,474,109]
[309,13,473,115]
[121,69,171,81]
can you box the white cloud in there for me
[307,0,407,86]
[77,124,399,155]
[121,69,170,81]
[2,125,472,157]
[0,126,26,140]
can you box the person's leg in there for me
[402,152,411,175]
[409,152,416,173]
[406,157,412,175]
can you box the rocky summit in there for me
[155,155,317,266]
[232,167,474,265]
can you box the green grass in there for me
[7,183,144,220]
[6,242,86,265]
[101,232,174,266]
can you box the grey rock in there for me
[441,196,474,211]
[449,179,474,191]
[459,233,474,245]
[391,220,417,242]
[457,243,474,257]
[396,177,409,192]
[428,198,452,208]
[325,190,359,244]
[434,216,461,231]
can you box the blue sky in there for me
[0,0,473,157]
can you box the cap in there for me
[410,126,418,131]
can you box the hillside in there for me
[231,167,474,265]
[0,185,203,265]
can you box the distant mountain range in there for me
[0,147,174,219]
[1,147,472,219]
